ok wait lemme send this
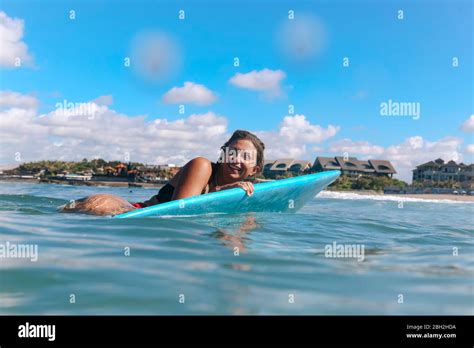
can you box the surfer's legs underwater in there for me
[59,194,137,216]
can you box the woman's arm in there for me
[170,157,213,200]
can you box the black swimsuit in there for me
[134,162,220,208]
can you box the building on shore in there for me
[263,159,312,178]
[64,173,92,181]
[312,156,397,177]
[412,159,474,188]
[1,161,182,184]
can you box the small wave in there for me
[318,191,474,204]
[0,194,67,214]
[0,194,66,205]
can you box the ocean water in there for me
[0,181,472,315]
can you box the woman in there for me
[60,130,265,215]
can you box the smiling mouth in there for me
[227,163,242,173]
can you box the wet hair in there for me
[220,130,265,173]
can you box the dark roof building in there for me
[314,157,341,171]
[263,159,312,178]
[269,159,295,171]
[335,156,361,173]
[358,160,376,174]
[288,160,312,172]
[368,160,397,175]
[313,156,396,177]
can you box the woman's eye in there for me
[245,152,254,161]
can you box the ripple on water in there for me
[0,184,472,314]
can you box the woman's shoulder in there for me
[186,157,214,169]
[171,157,215,184]
[177,157,216,178]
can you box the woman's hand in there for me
[216,181,254,196]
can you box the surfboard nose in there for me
[321,170,341,185]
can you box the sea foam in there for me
[318,191,474,204]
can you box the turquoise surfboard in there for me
[113,170,340,218]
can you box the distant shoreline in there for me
[1,177,473,202]
[0,177,164,189]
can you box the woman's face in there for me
[221,139,260,181]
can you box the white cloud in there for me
[0,92,228,165]
[460,115,474,133]
[2,92,467,185]
[162,82,217,106]
[256,115,339,159]
[0,11,33,68]
[0,91,38,109]
[93,95,113,106]
[279,114,339,143]
[329,139,384,156]
[0,94,341,169]
[465,144,474,155]
[328,136,464,182]
[229,69,286,97]
[312,146,323,152]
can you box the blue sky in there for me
[0,0,473,181]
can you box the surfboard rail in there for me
[114,170,340,218]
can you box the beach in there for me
[393,193,474,202]
[328,190,474,202]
